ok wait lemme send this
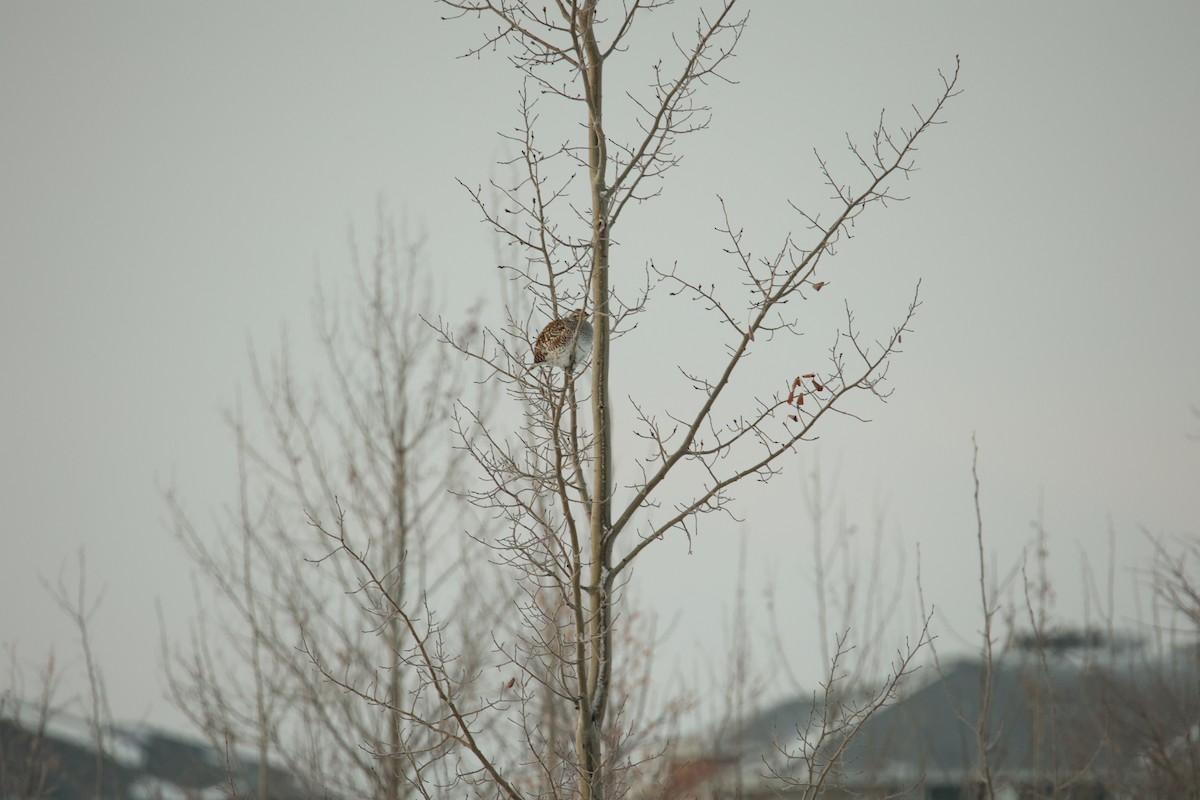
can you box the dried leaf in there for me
[789,414,799,422]
[812,281,827,291]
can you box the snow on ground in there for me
[2,700,147,769]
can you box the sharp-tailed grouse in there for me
[533,308,593,373]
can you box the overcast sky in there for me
[2,3,1198,735]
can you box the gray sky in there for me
[2,3,1198,734]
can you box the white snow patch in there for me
[128,777,233,800]
[127,777,189,800]
[1,701,146,769]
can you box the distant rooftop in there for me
[0,701,316,800]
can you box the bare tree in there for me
[760,621,932,800]
[1,649,61,799]
[2,553,124,799]
[44,552,114,800]
[728,463,924,799]
[297,3,961,799]
[968,440,999,800]
[164,217,497,799]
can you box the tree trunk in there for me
[387,428,409,800]
[580,3,611,798]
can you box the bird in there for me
[533,308,593,373]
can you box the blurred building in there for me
[0,702,314,800]
[645,633,1200,799]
